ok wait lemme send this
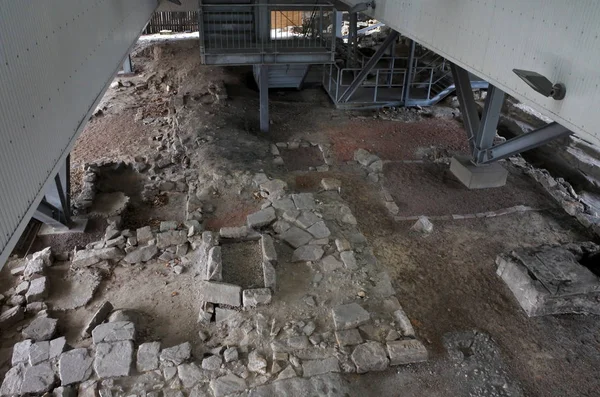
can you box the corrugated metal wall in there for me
[0,0,158,267]
[339,0,600,147]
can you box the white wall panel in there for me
[340,0,600,147]
[0,0,158,266]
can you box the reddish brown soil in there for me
[327,118,470,162]
[203,197,261,231]
[384,162,557,216]
[279,146,324,171]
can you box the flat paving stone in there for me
[243,288,272,307]
[11,339,32,366]
[294,212,321,229]
[291,245,324,262]
[247,207,277,229]
[59,348,93,385]
[23,317,57,341]
[291,193,316,210]
[198,281,242,307]
[28,341,50,365]
[0,364,25,396]
[137,341,161,372]
[335,329,363,346]
[307,221,331,239]
[260,235,277,263]
[160,342,191,366]
[21,362,55,393]
[94,340,134,378]
[280,226,313,249]
[331,303,370,330]
[123,245,158,264]
[92,321,135,344]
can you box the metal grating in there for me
[0,0,158,267]
[339,0,600,147]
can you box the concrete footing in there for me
[450,156,508,189]
[38,218,88,236]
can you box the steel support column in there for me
[339,30,399,102]
[478,122,572,164]
[450,63,480,152]
[35,156,72,230]
[33,201,70,231]
[119,54,133,75]
[473,85,505,163]
[349,12,358,67]
[259,64,269,133]
[401,39,415,103]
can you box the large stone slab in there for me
[291,193,316,210]
[260,235,277,263]
[12,340,32,365]
[280,226,313,249]
[25,277,48,302]
[160,342,191,366]
[291,245,324,262]
[156,230,187,249]
[28,341,50,365]
[123,245,158,264]
[23,317,57,341]
[94,341,134,378]
[331,303,370,330]
[72,247,124,268]
[387,340,428,365]
[247,207,277,229]
[21,363,55,393]
[92,321,135,344]
[209,373,246,397]
[198,281,242,307]
[0,365,25,396]
[351,341,389,373]
[496,243,600,316]
[0,306,24,330]
[59,348,93,385]
[82,301,113,337]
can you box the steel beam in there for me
[473,85,505,163]
[335,11,344,39]
[339,30,399,102]
[349,12,358,67]
[478,122,572,164]
[33,201,70,231]
[401,39,415,103]
[259,64,269,133]
[119,54,133,75]
[450,63,480,152]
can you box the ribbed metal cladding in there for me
[340,0,600,147]
[0,0,158,266]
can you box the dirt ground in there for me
[6,39,600,396]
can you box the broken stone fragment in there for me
[12,339,33,366]
[260,235,277,264]
[28,340,49,365]
[247,350,267,374]
[53,386,76,397]
[321,178,342,191]
[156,230,188,249]
[209,373,247,397]
[242,288,272,307]
[92,321,135,344]
[393,308,415,337]
[0,306,24,330]
[247,207,277,229]
[206,246,222,281]
[259,179,287,200]
[178,362,208,388]
[22,316,57,341]
[219,226,249,239]
[59,348,93,385]
[0,364,25,396]
[137,341,161,372]
[340,251,357,269]
[291,245,324,262]
[262,261,277,291]
[82,301,114,337]
[321,255,343,272]
[272,197,295,211]
[291,193,316,210]
[25,276,48,303]
[294,212,321,229]
[411,216,433,234]
[331,303,370,330]
[24,258,45,278]
[201,355,222,371]
[353,148,379,167]
[158,342,193,370]
[94,340,134,378]
[15,281,29,295]
[280,226,313,249]
[335,329,363,346]
[386,339,428,365]
[197,281,242,307]
[351,341,389,373]
[160,221,179,232]
[72,247,124,268]
[302,357,340,377]
[21,362,55,393]
[123,244,158,264]
[136,226,154,245]
[223,347,238,363]
[49,337,67,359]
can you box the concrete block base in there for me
[38,218,88,236]
[450,156,508,189]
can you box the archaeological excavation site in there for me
[1,1,600,396]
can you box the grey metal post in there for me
[259,64,269,133]
[402,39,415,104]
[41,155,71,228]
[335,11,343,39]
[473,85,505,162]
[450,63,479,152]
[119,54,133,75]
[349,12,358,67]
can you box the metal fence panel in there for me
[0,0,158,267]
